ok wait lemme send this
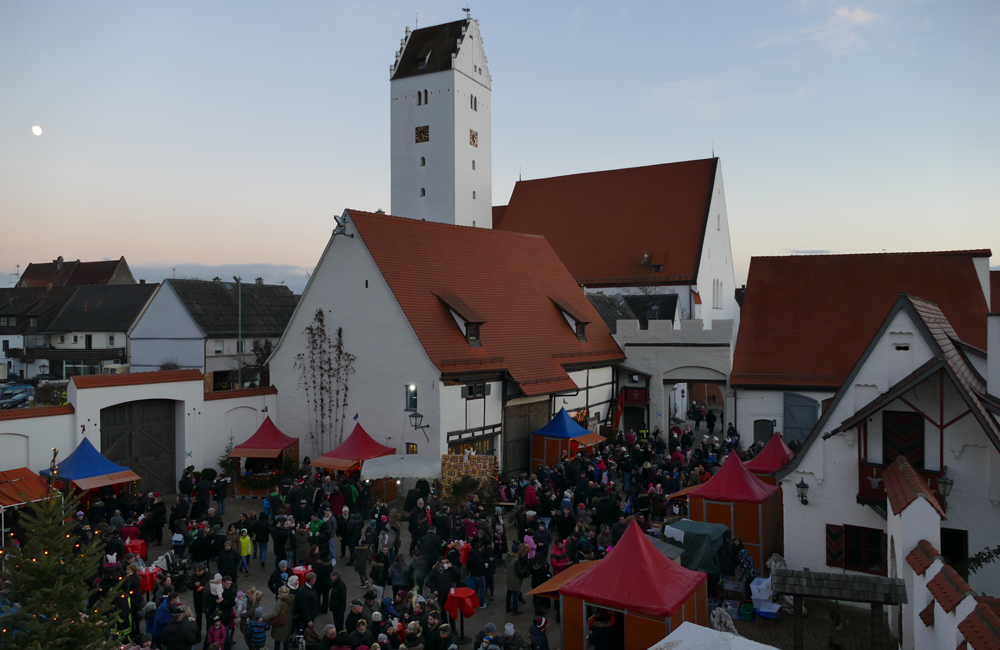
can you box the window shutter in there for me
[826,524,844,568]
[461,386,469,398]
[484,384,491,396]
[880,531,889,577]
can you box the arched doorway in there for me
[100,400,177,495]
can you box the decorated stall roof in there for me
[560,521,706,618]
[743,433,796,474]
[532,407,591,439]
[312,423,395,470]
[39,437,141,490]
[687,455,779,504]
[230,416,298,458]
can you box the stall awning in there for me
[0,468,53,507]
[648,621,781,650]
[312,423,395,470]
[526,561,598,599]
[361,455,441,481]
[532,407,591,439]
[687,454,779,504]
[668,484,701,500]
[573,431,605,447]
[231,416,298,458]
[743,433,795,474]
[40,437,142,489]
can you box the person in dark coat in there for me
[213,475,229,515]
[329,571,348,631]
[315,555,334,615]
[160,608,198,650]
[269,560,289,598]
[271,518,291,571]
[216,541,241,588]
[295,572,321,631]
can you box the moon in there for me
[32,125,42,136]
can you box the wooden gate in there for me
[503,400,550,476]
[101,400,177,495]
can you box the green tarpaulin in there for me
[665,519,735,576]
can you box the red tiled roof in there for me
[72,369,203,389]
[66,259,123,285]
[492,205,507,229]
[0,405,74,422]
[928,565,975,613]
[204,386,278,401]
[883,456,947,519]
[18,259,78,287]
[979,596,1000,618]
[960,602,1000,650]
[495,159,717,287]
[906,539,941,576]
[348,210,624,396]
[732,250,990,388]
[920,600,935,627]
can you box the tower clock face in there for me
[469,129,478,147]
[415,126,429,143]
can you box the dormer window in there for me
[649,305,660,320]
[551,297,591,343]
[436,292,485,348]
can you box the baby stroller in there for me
[153,549,192,592]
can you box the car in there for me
[0,384,35,409]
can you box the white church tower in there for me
[390,16,492,228]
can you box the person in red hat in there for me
[529,617,549,650]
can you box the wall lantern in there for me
[937,475,954,498]
[795,478,810,505]
[408,410,429,441]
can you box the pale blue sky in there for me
[2,1,998,292]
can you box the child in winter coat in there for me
[205,615,229,648]
[247,607,270,650]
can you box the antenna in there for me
[415,12,418,28]
[519,164,522,182]
[712,139,715,158]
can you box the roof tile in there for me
[204,386,277,401]
[906,540,941,576]
[959,602,1000,650]
[733,250,990,388]
[72,369,203,390]
[883,456,947,519]
[928,565,976,614]
[0,405,75,422]
[920,600,935,627]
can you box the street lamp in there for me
[795,478,810,505]
[408,410,429,442]
[233,276,242,389]
[937,475,954,498]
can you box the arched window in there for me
[471,95,474,109]
[472,191,476,199]
[471,160,475,170]
[474,96,477,111]
[419,188,426,197]
[420,157,425,166]
[417,93,421,106]
[423,89,428,104]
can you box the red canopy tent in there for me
[1,468,58,560]
[312,423,395,471]
[558,521,707,650]
[230,416,299,459]
[743,433,795,484]
[687,454,782,567]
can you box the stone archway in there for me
[662,366,729,432]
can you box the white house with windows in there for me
[267,209,623,475]
[775,293,1000,601]
[732,250,992,447]
[390,16,491,229]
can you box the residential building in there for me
[731,250,991,447]
[129,278,298,390]
[775,293,1000,600]
[268,209,624,474]
[390,16,491,228]
[1,286,77,380]
[16,255,135,288]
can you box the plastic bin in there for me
[723,600,740,620]
[722,577,742,592]
[739,603,755,621]
[754,603,781,620]
[752,597,773,610]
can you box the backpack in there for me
[271,601,288,628]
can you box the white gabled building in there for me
[268,209,624,475]
[775,293,1000,601]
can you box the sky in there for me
[1,1,998,292]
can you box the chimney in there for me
[213,277,222,283]
[54,256,63,269]
[83,300,88,312]
[255,277,263,285]
[139,279,145,284]
[989,313,1000,398]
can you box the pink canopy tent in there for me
[743,432,795,480]
[312,423,395,470]
[230,416,299,459]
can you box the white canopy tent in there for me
[647,622,779,650]
[360,454,441,481]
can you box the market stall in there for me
[229,416,299,496]
[686,455,781,568]
[743,433,795,485]
[558,522,708,650]
[39,437,141,491]
[530,407,595,469]
[1,468,57,564]
[313,422,396,499]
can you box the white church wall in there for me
[695,163,739,327]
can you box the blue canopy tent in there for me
[531,408,605,468]
[40,437,141,490]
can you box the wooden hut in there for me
[743,432,795,485]
[687,455,781,568]
[558,522,708,650]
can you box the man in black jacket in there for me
[160,607,198,650]
[467,541,488,608]
[329,570,347,631]
[213,475,228,515]
[268,560,289,599]
[424,558,459,605]
[216,541,240,588]
[271,518,290,571]
[295,572,321,632]
[190,563,210,632]
[419,526,442,564]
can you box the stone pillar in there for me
[871,603,884,650]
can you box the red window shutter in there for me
[826,524,844,568]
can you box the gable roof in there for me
[347,210,624,395]
[390,19,469,79]
[18,257,131,288]
[743,432,795,474]
[906,540,941,576]
[688,453,779,503]
[495,158,718,288]
[586,294,637,334]
[732,250,990,388]
[780,294,1000,478]
[166,278,297,338]
[928,565,976,614]
[46,283,158,333]
[882,455,947,519]
[560,521,707,617]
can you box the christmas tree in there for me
[1,490,122,650]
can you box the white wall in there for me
[130,283,205,372]
[439,380,503,452]
[735,387,833,444]
[269,219,445,463]
[450,19,491,228]
[695,162,739,326]
[0,413,76,473]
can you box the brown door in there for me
[503,400,550,477]
[101,400,176,495]
[85,334,93,350]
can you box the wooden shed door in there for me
[101,400,176,495]
[503,400,550,476]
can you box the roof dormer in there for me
[437,292,485,347]
[551,297,590,342]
